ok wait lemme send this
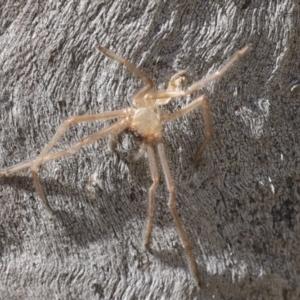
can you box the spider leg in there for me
[38,120,129,213]
[157,139,201,287]
[42,120,128,163]
[96,45,153,107]
[33,110,130,213]
[146,45,251,101]
[0,112,127,176]
[163,95,212,166]
[144,143,159,250]
[34,110,128,164]
[0,110,130,213]
[0,160,33,176]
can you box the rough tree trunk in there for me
[0,1,299,299]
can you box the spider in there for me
[0,44,251,286]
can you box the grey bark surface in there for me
[0,1,299,299]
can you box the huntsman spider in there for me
[0,44,251,286]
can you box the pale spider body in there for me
[130,107,163,140]
[0,44,251,287]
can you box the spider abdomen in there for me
[131,107,163,140]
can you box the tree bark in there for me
[0,1,299,299]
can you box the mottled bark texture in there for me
[0,1,299,299]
